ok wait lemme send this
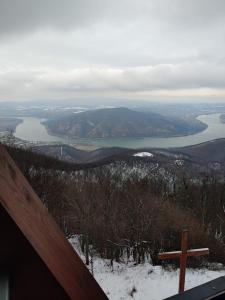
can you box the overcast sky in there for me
[0,0,225,103]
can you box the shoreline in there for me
[12,113,224,149]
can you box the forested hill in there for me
[171,138,225,163]
[44,107,206,138]
[5,144,113,173]
[3,143,225,268]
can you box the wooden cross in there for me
[158,230,209,294]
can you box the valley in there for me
[3,122,225,300]
[11,112,225,149]
[2,1,225,298]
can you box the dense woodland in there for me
[6,145,225,268]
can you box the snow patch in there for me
[134,152,153,158]
[174,160,184,166]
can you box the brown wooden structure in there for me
[0,144,108,300]
[158,230,209,293]
[164,276,225,300]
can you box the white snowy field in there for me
[70,237,225,300]
[90,260,225,300]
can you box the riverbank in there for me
[11,113,225,149]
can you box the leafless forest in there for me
[7,145,225,268]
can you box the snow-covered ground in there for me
[69,237,225,300]
[133,152,153,157]
[90,260,225,300]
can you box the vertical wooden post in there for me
[179,230,188,293]
[85,234,90,266]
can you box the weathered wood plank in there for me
[158,248,209,259]
[0,144,108,300]
[158,251,181,260]
[187,248,209,257]
[179,230,188,293]
[164,276,225,300]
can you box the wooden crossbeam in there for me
[158,248,209,260]
[158,230,209,294]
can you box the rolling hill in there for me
[44,107,206,139]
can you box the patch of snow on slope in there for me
[69,236,225,300]
[174,160,184,166]
[134,152,153,157]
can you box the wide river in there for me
[14,113,225,149]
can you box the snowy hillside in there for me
[70,237,225,300]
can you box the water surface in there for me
[14,114,225,149]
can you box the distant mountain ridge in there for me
[0,118,22,132]
[45,107,206,138]
[32,138,225,164]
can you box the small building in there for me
[164,276,225,299]
[0,144,108,300]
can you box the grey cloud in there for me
[1,0,225,36]
[1,63,225,99]
[0,0,110,36]
[0,0,225,101]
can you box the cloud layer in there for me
[0,0,225,101]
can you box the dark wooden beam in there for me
[158,251,181,260]
[0,144,108,300]
[179,230,188,293]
